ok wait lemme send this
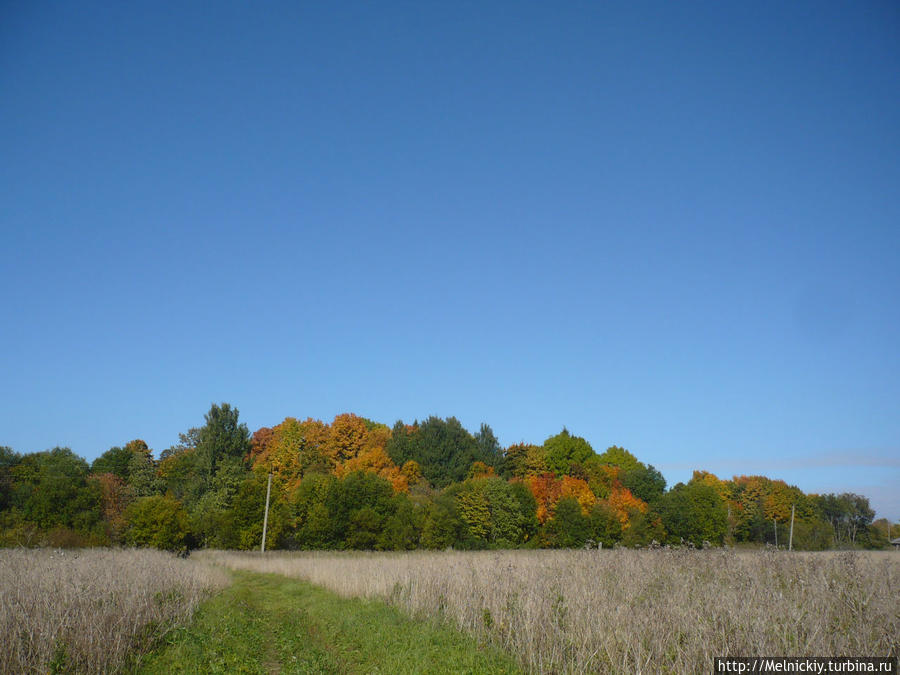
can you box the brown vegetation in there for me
[201,548,900,673]
[0,548,228,674]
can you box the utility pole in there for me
[789,504,795,552]
[261,472,272,554]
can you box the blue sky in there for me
[2,1,898,519]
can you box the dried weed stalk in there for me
[201,548,899,674]
[0,548,228,674]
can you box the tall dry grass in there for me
[201,548,899,674]
[0,548,228,674]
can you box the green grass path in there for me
[137,570,521,674]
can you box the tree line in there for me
[0,403,893,551]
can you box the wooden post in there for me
[261,472,272,554]
[788,504,795,551]
[774,518,778,548]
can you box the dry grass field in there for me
[202,548,900,674]
[0,548,228,674]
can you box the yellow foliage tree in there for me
[560,475,596,514]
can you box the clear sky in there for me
[2,1,898,519]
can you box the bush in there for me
[125,495,191,551]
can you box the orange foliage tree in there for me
[606,486,648,528]
[249,417,329,491]
[88,472,132,542]
[468,461,496,479]
[525,473,562,524]
[251,413,410,494]
[583,459,622,499]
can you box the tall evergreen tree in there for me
[196,403,251,487]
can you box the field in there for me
[1,548,897,674]
[201,549,900,674]
[0,548,228,674]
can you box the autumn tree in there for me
[326,413,371,464]
[526,473,563,524]
[89,472,133,542]
[594,446,665,504]
[560,475,596,514]
[253,417,331,488]
[331,415,406,492]
[582,457,621,498]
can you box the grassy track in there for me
[137,570,521,674]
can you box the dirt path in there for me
[137,569,520,674]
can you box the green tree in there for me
[0,446,21,512]
[10,447,102,534]
[595,446,641,473]
[588,502,622,547]
[452,480,491,544]
[508,480,539,542]
[377,494,424,551]
[620,508,666,547]
[621,463,666,504]
[292,473,339,549]
[325,471,396,549]
[224,472,288,550]
[657,482,728,546]
[158,448,202,506]
[448,477,536,548]
[303,502,333,548]
[542,496,590,548]
[196,403,251,487]
[125,495,191,551]
[127,446,163,497]
[190,454,251,547]
[386,417,494,488]
[420,494,462,549]
[90,446,134,480]
[473,423,503,470]
[542,429,594,476]
[820,493,875,547]
[159,428,201,461]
